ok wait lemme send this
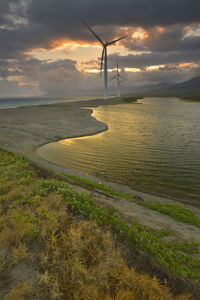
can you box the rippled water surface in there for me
[37,97,200,202]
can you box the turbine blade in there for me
[107,35,127,46]
[117,61,119,73]
[110,74,118,81]
[82,19,104,45]
[100,47,105,77]
[119,74,126,80]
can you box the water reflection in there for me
[37,97,200,202]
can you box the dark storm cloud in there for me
[122,24,200,52]
[0,0,27,27]
[0,0,200,59]
[27,0,200,29]
[108,50,200,69]
[0,0,10,25]
[1,0,200,97]
[0,79,35,97]
[40,59,76,72]
[26,0,200,53]
[0,56,84,96]
[0,57,78,80]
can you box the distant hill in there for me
[140,76,200,97]
[167,76,200,94]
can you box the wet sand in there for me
[0,98,113,156]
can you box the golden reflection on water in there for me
[37,98,200,202]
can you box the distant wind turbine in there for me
[111,61,126,98]
[82,20,127,100]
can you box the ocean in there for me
[0,96,102,109]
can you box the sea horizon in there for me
[0,95,104,109]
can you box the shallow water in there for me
[37,97,200,202]
[0,96,103,109]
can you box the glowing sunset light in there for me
[178,62,199,68]
[0,1,199,98]
[18,82,38,87]
[85,68,118,73]
[156,26,166,34]
[85,69,99,73]
[7,76,24,82]
[124,67,141,72]
[50,40,102,51]
[183,25,200,38]
[131,29,148,40]
[146,65,165,71]
[27,40,102,57]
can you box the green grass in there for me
[119,96,143,103]
[166,239,200,255]
[138,200,200,228]
[63,173,200,229]
[36,178,200,282]
[63,173,133,200]
[0,147,200,286]
[180,96,200,102]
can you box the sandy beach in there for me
[0,98,113,157]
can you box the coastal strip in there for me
[0,99,200,297]
[0,98,114,157]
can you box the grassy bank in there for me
[0,147,199,299]
[179,95,200,102]
[119,96,143,103]
[63,173,200,228]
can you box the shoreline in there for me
[0,97,110,153]
[0,97,199,207]
[1,99,200,298]
[1,145,200,299]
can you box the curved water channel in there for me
[37,97,200,203]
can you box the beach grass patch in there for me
[63,173,133,200]
[119,96,143,103]
[138,200,200,228]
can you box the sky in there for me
[0,0,200,98]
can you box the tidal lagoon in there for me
[37,97,200,203]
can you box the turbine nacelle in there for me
[82,19,127,99]
[110,61,127,98]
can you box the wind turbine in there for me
[111,61,126,98]
[82,20,127,100]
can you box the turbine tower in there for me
[82,20,127,100]
[111,61,126,98]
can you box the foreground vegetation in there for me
[64,173,200,229]
[137,200,200,228]
[0,147,199,299]
[119,96,143,103]
[180,95,200,102]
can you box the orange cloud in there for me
[124,67,141,72]
[178,62,199,68]
[49,38,101,51]
[146,62,199,72]
[131,28,148,40]
[146,65,165,71]
[26,38,101,57]
[156,26,166,34]
[85,68,117,73]
[18,82,38,87]
[85,69,99,73]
